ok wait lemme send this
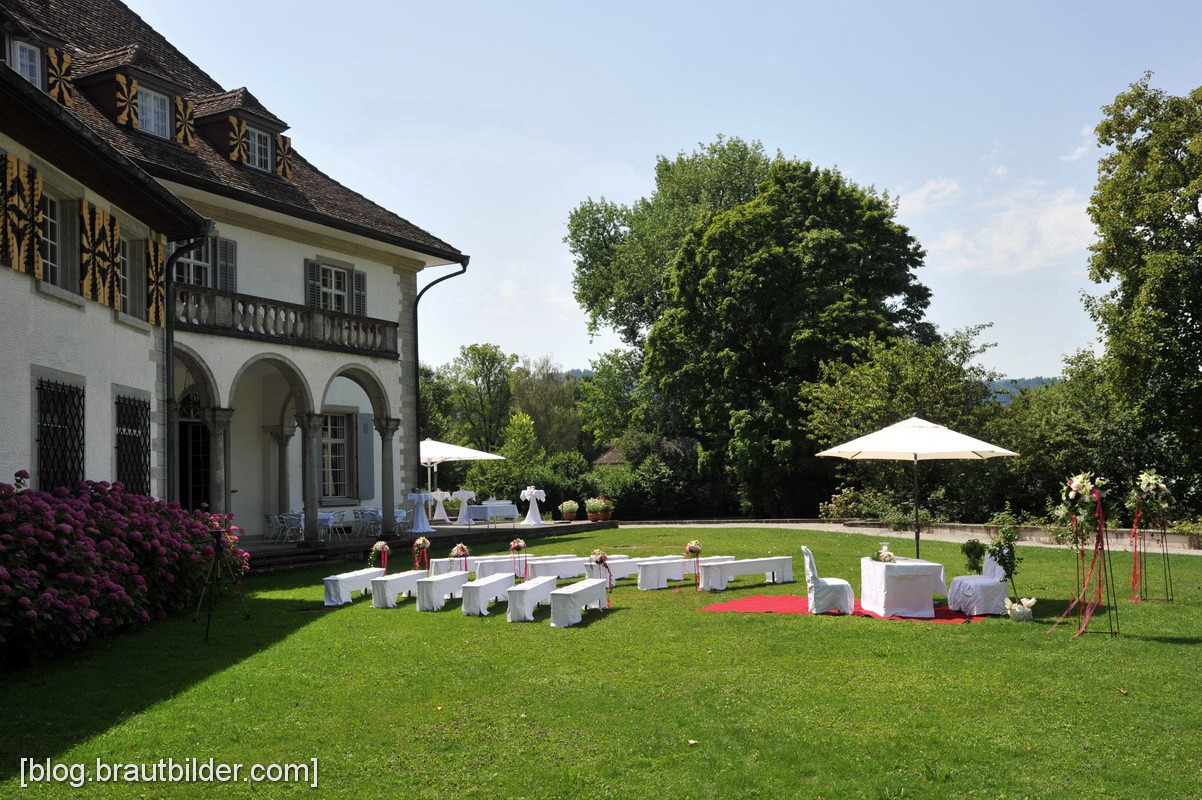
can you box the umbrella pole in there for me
[913,457,921,559]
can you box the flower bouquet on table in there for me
[370,540,390,571]
[450,542,470,571]
[412,536,430,570]
[871,543,896,563]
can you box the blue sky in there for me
[125,0,1202,378]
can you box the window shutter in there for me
[356,412,375,500]
[216,237,237,292]
[352,269,366,316]
[304,259,321,308]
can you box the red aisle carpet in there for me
[699,594,989,624]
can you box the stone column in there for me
[263,424,297,513]
[206,408,234,514]
[295,412,324,543]
[374,417,401,536]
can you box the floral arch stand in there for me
[1128,471,1174,604]
[1049,474,1119,638]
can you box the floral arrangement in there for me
[1128,469,1171,518]
[558,500,578,513]
[589,548,608,565]
[871,549,896,563]
[684,540,703,556]
[411,536,430,570]
[585,497,608,514]
[411,536,430,551]
[369,540,390,568]
[1057,472,1110,549]
[0,473,248,663]
[450,543,470,558]
[509,538,526,553]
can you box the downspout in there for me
[412,256,470,442]
[164,223,214,502]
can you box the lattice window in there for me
[37,379,84,490]
[177,390,204,421]
[321,413,350,498]
[115,395,151,495]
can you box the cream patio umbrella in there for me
[418,439,504,491]
[816,417,1017,557]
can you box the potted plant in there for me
[585,497,607,522]
[559,499,579,521]
[599,496,615,521]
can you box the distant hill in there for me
[989,377,1056,404]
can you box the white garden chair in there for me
[801,546,855,615]
[947,551,1009,616]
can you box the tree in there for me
[417,363,454,441]
[803,328,1006,522]
[467,412,547,500]
[576,348,642,448]
[567,136,776,346]
[444,343,516,452]
[1088,74,1202,510]
[510,356,581,455]
[644,159,934,514]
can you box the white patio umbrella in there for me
[816,417,1017,557]
[418,438,504,491]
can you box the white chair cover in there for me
[802,546,854,615]
[947,552,1009,616]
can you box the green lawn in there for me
[2,527,1199,799]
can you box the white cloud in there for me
[898,178,964,215]
[924,180,1095,276]
[1060,125,1095,162]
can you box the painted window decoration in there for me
[322,413,351,498]
[46,48,74,107]
[115,395,151,496]
[115,74,139,128]
[173,96,196,147]
[2,153,47,279]
[228,116,249,164]
[15,41,42,87]
[246,127,272,171]
[145,237,166,326]
[274,134,293,179]
[80,202,120,305]
[37,379,85,491]
[136,87,171,139]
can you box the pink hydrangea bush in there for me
[0,473,249,664]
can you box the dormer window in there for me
[14,41,42,88]
[246,126,272,171]
[136,87,171,138]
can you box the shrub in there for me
[0,474,248,666]
[819,486,894,520]
[961,539,986,573]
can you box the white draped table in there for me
[451,489,476,526]
[520,486,546,526]
[859,556,946,618]
[430,489,452,523]
[407,491,435,533]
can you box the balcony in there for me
[174,286,399,359]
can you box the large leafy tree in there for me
[576,348,642,449]
[567,136,776,346]
[1088,74,1202,508]
[510,356,581,455]
[645,160,934,514]
[444,343,517,452]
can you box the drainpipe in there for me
[164,222,214,502]
[412,256,470,443]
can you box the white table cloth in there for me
[860,556,946,618]
[520,486,546,526]
[507,576,558,622]
[370,569,427,608]
[285,511,335,540]
[550,578,608,627]
[416,570,471,611]
[407,492,436,533]
[461,572,516,616]
[430,489,452,523]
[698,556,793,591]
[323,567,385,606]
[451,489,476,526]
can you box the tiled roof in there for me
[3,0,464,261]
[193,87,285,128]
